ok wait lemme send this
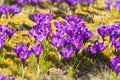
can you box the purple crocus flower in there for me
[98,26,109,40]
[66,16,82,26]
[109,25,120,51]
[105,0,113,10]
[3,25,16,37]
[51,34,65,48]
[0,6,5,16]
[0,74,15,80]
[33,13,53,25]
[59,45,74,59]
[0,25,16,39]
[6,77,15,80]
[0,4,21,17]
[29,24,50,42]
[16,0,28,5]
[82,30,93,42]
[10,4,21,14]
[31,44,44,63]
[114,0,120,11]
[0,74,5,80]
[65,0,80,6]
[114,3,120,11]
[70,37,83,52]
[31,0,42,5]
[54,21,68,37]
[30,13,53,42]
[14,44,32,63]
[2,5,10,14]
[87,40,107,55]
[47,0,61,3]
[113,39,120,50]
[110,56,120,73]
[85,0,94,5]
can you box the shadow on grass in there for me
[113,50,120,57]
[74,49,111,80]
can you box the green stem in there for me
[58,48,61,61]
[37,64,40,76]
[37,57,40,76]
[22,60,25,79]
[116,73,119,80]
[22,61,25,79]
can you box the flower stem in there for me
[22,61,25,78]
[116,73,119,80]
[58,48,61,61]
[37,57,40,76]
[37,64,40,76]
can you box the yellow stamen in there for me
[21,51,24,54]
[78,31,80,34]
[117,63,120,66]
[46,28,48,31]
[66,49,69,53]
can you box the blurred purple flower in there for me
[33,13,53,25]
[14,44,32,62]
[51,34,65,48]
[98,26,109,39]
[86,0,94,5]
[16,0,28,5]
[29,24,51,42]
[6,77,15,80]
[114,3,120,11]
[87,40,107,55]
[47,0,61,3]
[0,74,15,80]
[3,25,16,37]
[59,45,74,59]
[65,0,80,6]
[30,13,53,42]
[110,56,120,73]
[54,21,68,37]
[31,44,44,58]
[105,0,113,10]
[113,39,120,50]
[70,37,83,52]
[10,4,21,14]
[31,0,43,5]
[0,74,5,80]
[0,4,21,17]
[82,30,93,42]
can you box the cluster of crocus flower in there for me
[0,74,15,80]
[30,13,53,42]
[105,0,120,11]
[97,24,120,51]
[15,13,52,77]
[0,25,15,50]
[0,4,21,17]
[16,0,43,5]
[51,16,93,59]
[14,43,44,77]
